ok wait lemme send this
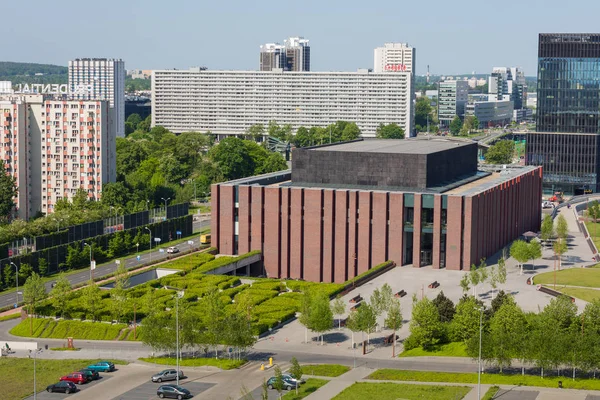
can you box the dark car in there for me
[60,372,88,385]
[87,361,115,372]
[79,368,100,380]
[46,381,78,394]
[152,369,184,383]
[157,384,193,399]
[267,376,296,391]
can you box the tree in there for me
[484,140,515,165]
[415,97,433,129]
[385,298,403,357]
[23,272,46,318]
[370,283,393,331]
[111,263,129,322]
[449,116,463,136]
[289,357,303,395]
[354,302,377,346]
[126,113,142,129]
[38,258,48,277]
[345,309,360,348]
[3,264,14,288]
[496,255,507,288]
[376,123,405,139]
[331,297,346,330]
[451,296,481,343]
[298,290,312,343]
[140,312,175,353]
[553,239,568,274]
[18,263,33,283]
[209,137,254,180]
[432,291,455,323]
[459,274,470,294]
[245,124,265,141]
[460,116,479,135]
[81,279,102,321]
[588,201,600,239]
[203,288,226,357]
[272,365,285,398]
[540,215,555,243]
[488,298,526,372]
[0,160,17,222]
[556,214,569,242]
[408,296,444,350]
[528,240,542,270]
[308,292,333,345]
[510,240,530,275]
[49,273,72,318]
[223,311,255,360]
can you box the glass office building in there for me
[527,33,600,195]
[537,33,600,133]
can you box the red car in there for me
[60,372,88,385]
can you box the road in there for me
[0,219,210,310]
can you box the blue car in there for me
[86,361,115,372]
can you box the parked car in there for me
[267,376,296,391]
[60,372,88,385]
[157,384,193,399]
[87,361,115,372]
[79,368,100,380]
[542,201,554,209]
[46,381,78,394]
[167,246,179,254]
[152,369,184,383]
[283,373,305,385]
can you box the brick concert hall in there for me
[211,138,542,283]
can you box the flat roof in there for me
[311,138,473,155]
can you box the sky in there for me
[3,0,600,76]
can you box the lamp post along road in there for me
[84,243,93,280]
[31,348,42,400]
[477,306,484,400]
[161,197,171,220]
[162,286,184,385]
[10,261,18,307]
[145,227,152,263]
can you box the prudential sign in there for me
[15,83,93,95]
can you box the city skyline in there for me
[4,0,600,75]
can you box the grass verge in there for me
[49,347,80,351]
[10,318,127,340]
[0,358,126,400]
[482,386,500,400]
[331,382,471,400]
[301,364,350,377]
[0,313,21,322]
[399,342,468,358]
[556,286,600,302]
[368,369,600,390]
[281,378,329,399]
[533,267,600,288]
[139,357,246,370]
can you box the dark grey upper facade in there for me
[291,139,478,190]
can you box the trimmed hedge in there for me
[10,318,126,340]
[159,252,215,272]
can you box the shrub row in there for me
[10,318,127,340]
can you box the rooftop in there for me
[311,138,473,155]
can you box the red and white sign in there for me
[384,64,408,72]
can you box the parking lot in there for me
[244,385,285,400]
[25,374,113,400]
[112,381,215,400]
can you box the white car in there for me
[166,246,179,254]
[542,201,554,209]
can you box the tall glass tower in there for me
[527,34,600,195]
[537,33,600,133]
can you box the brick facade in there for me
[211,167,543,282]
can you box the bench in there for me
[394,290,407,298]
[428,281,440,289]
[384,334,398,345]
[537,285,575,303]
[351,302,362,311]
[349,295,363,304]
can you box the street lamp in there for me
[161,197,171,219]
[30,348,43,400]
[145,227,152,263]
[476,306,484,400]
[163,286,184,385]
[146,199,150,211]
[10,261,18,307]
[83,242,93,280]
[55,218,63,233]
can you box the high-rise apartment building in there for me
[0,93,115,218]
[373,43,415,74]
[152,68,414,137]
[526,33,600,195]
[68,58,125,137]
[259,37,310,72]
[438,80,469,127]
[488,67,527,109]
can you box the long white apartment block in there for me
[152,68,414,137]
[68,58,125,138]
[0,94,116,219]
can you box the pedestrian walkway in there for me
[303,367,373,400]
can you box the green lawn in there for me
[281,378,329,399]
[0,312,21,322]
[331,382,471,400]
[533,268,600,288]
[556,286,600,302]
[399,342,468,358]
[1,358,126,400]
[368,369,600,390]
[585,221,600,250]
[482,386,500,400]
[139,356,246,370]
[301,364,350,377]
[10,318,128,340]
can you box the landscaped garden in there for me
[281,378,329,400]
[331,382,472,400]
[300,364,350,377]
